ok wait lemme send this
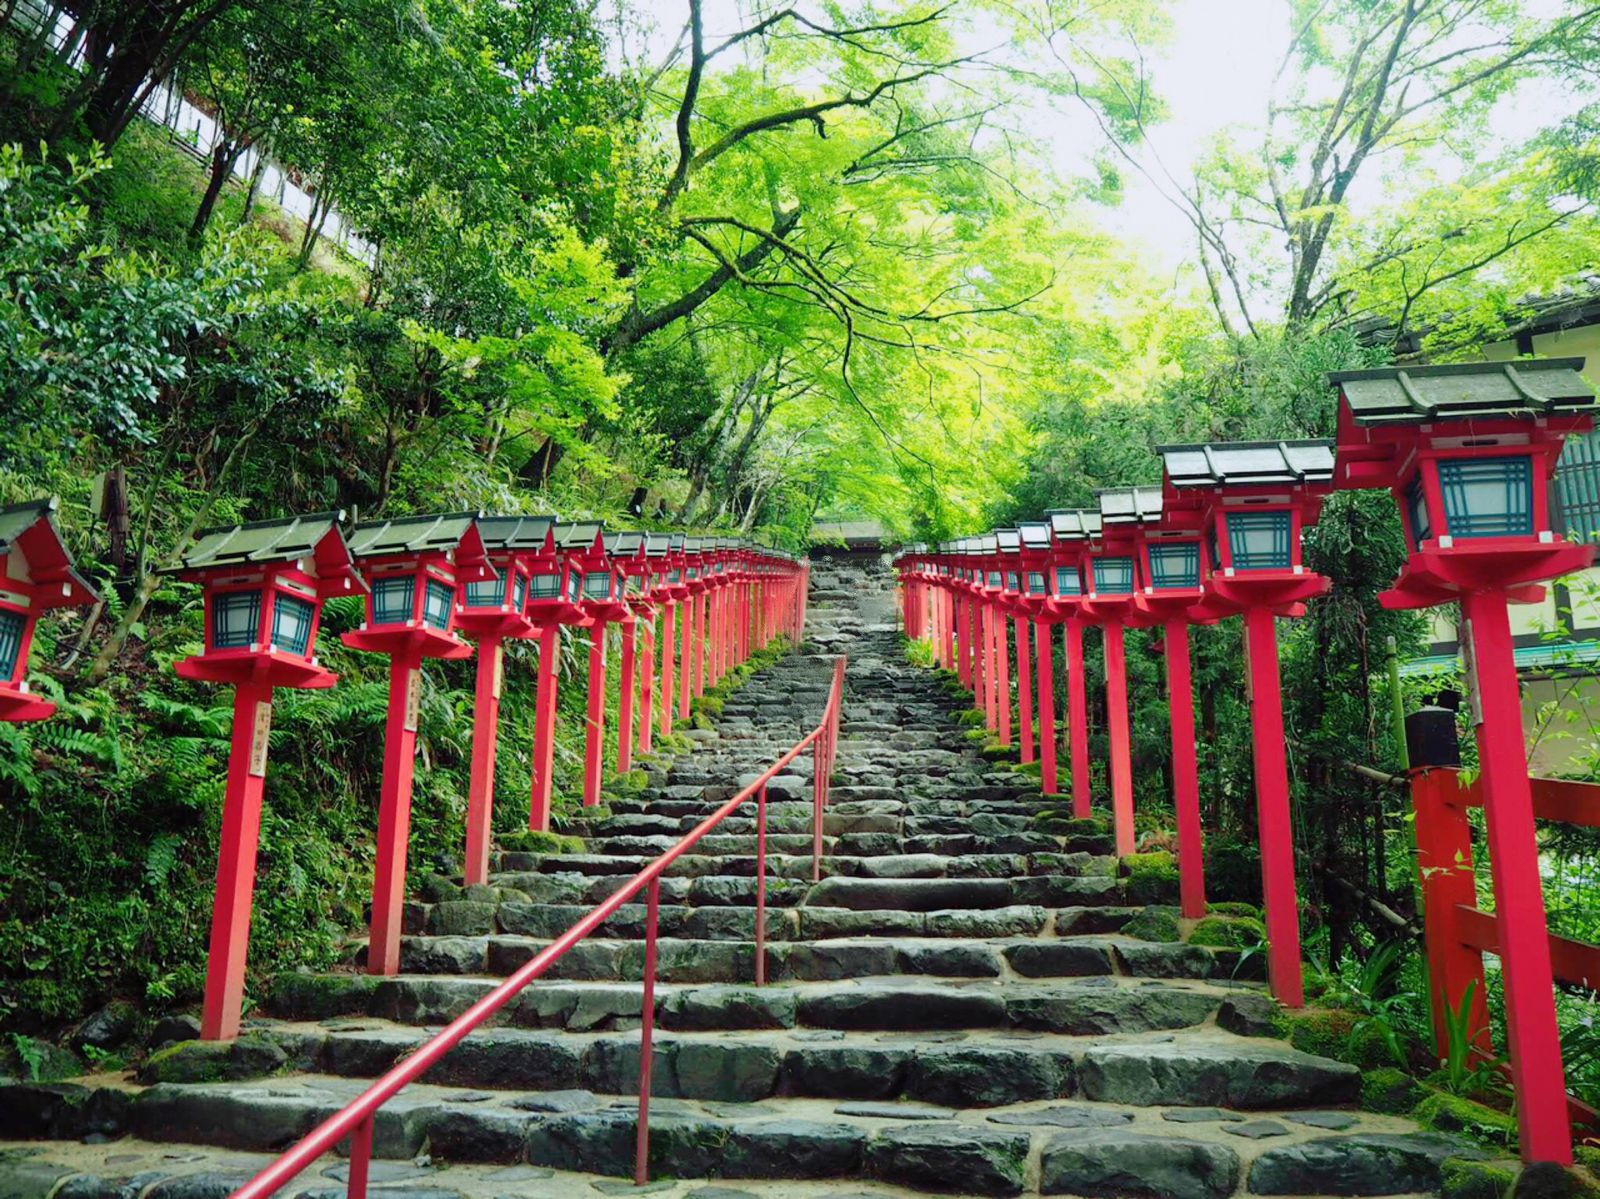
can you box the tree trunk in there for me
[239,149,267,224]
[296,185,334,271]
[189,138,244,244]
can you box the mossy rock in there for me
[138,1035,288,1084]
[963,727,990,743]
[1120,851,1179,904]
[1035,813,1108,836]
[0,1038,84,1083]
[1122,906,1182,942]
[1205,900,1263,919]
[1415,1090,1517,1148]
[612,769,650,795]
[979,743,1017,762]
[696,695,725,716]
[499,829,585,854]
[1015,760,1042,778]
[956,709,986,727]
[1187,915,1266,949]
[1360,1065,1424,1114]
[1443,1157,1521,1199]
[419,874,464,903]
[691,711,715,731]
[1284,1006,1358,1059]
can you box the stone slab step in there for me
[267,972,1261,1038]
[3,1079,1457,1198]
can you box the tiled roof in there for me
[475,515,555,551]
[1098,486,1163,524]
[1329,358,1596,424]
[1157,440,1335,488]
[346,511,483,557]
[1047,509,1103,540]
[176,511,345,570]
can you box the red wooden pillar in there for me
[661,603,678,735]
[1103,622,1135,856]
[1164,620,1206,918]
[995,608,1012,745]
[617,620,637,774]
[1411,766,1491,1060]
[1015,615,1034,763]
[979,603,995,727]
[1460,588,1571,1163]
[1034,620,1058,794]
[957,598,973,687]
[530,623,561,832]
[1064,618,1091,819]
[583,624,609,807]
[200,682,273,1040]
[369,653,423,977]
[464,635,503,887]
[639,614,656,757]
[1243,606,1305,1008]
[693,593,707,698]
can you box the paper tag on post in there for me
[404,668,421,733]
[1460,617,1485,727]
[491,644,504,700]
[249,700,273,777]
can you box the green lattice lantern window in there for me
[1053,565,1082,597]
[1223,509,1294,571]
[1146,540,1202,592]
[1090,555,1136,596]
[1397,454,1540,551]
[0,607,27,683]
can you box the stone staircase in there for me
[0,555,1473,1198]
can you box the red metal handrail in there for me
[232,654,848,1199]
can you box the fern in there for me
[143,833,183,889]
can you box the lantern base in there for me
[1196,571,1329,619]
[526,600,590,627]
[584,600,632,624]
[341,626,474,660]
[1380,541,1594,611]
[454,611,538,640]
[0,686,56,722]
[1133,590,1204,627]
[1078,596,1138,626]
[176,648,339,690]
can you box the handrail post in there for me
[813,729,825,882]
[347,1117,374,1199]
[755,783,768,987]
[635,876,661,1186]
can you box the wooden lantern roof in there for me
[347,511,494,583]
[1047,509,1102,542]
[995,528,1022,555]
[1098,486,1164,525]
[0,497,100,607]
[171,510,361,597]
[1157,441,1336,491]
[475,515,556,552]
[1329,358,1596,426]
[553,521,605,553]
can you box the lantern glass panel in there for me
[270,594,316,656]
[0,609,24,680]
[1054,566,1081,596]
[422,579,453,630]
[213,590,262,648]
[1006,571,1021,592]
[1438,455,1534,538]
[1227,511,1292,570]
[669,568,683,584]
[514,574,527,611]
[465,579,504,607]
[566,571,583,602]
[1027,571,1047,595]
[529,571,561,600]
[372,577,415,624]
[1405,474,1432,549]
[583,571,613,599]
[986,571,1003,588]
[1092,556,1136,595]
[1148,543,1200,590]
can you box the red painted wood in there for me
[583,625,608,807]
[1243,606,1305,1008]
[1412,768,1493,1059]
[1064,618,1091,820]
[957,597,972,687]
[618,621,637,775]
[679,599,693,721]
[635,876,661,1186]
[1165,620,1206,919]
[661,603,678,736]
[369,654,422,977]
[1015,615,1034,763]
[464,635,503,887]
[199,683,272,1040]
[639,615,656,757]
[530,624,560,833]
[1461,587,1573,1164]
[996,606,1012,746]
[1034,619,1057,794]
[1103,622,1135,857]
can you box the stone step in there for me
[268,973,1260,1037]
[136,1022,1358,1113]
[12,1068,1452,1199]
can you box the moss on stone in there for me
[1415,1090,1517,1148]
[1442,1157,1520,1199]
[1122,906,1182,942]
[138,1034,287,1084]
[499,828,585,854]
[1015,760,1042,777]
[696,694,725,716]
[1205,900,1263,919]
[613,769,650,794]
[956,709,986,727]
[1360,1065,1424,1114]
[1284,1006,1359,1059]
[979,743,1016,761]
[1187,915,1266,949]
[267,971,381,1021]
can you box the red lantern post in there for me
[454,516,554,885]
[996,530,1034,764]
[1078,496,1149,858]
[1330,358,1598,1164]
[1043,510,1101,819]
[0,498,99,723]
[1113,487,1212,919]
[1158,440,1336,1008]
[569,527,629,808]
[1016,523,1057,792]
[632,534,671,759]
[523,523,594,833]
[168,512,362,1039]
[344,512,496,977]
[658,535,689,738]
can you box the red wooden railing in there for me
[231,655,848,1199]
[1412,766,1600,1161]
